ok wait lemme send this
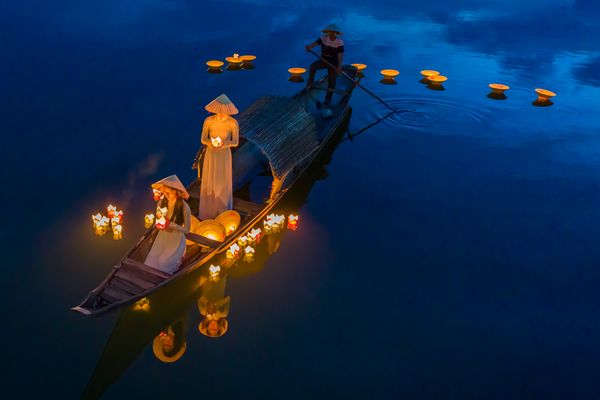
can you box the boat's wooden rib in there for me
[73,65,358,316]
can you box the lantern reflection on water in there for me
[92,213,110,236]
[237,235,248,247]
[248,228,262,243]
[144,214,155,228]
[244,246,255,262]
[209,264,221,281]
[132,297,150,312]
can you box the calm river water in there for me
[2,0,600,398]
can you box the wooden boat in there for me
[73,65,358,316]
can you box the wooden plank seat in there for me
[233,197,262,216]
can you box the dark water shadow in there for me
[242,63,255,70]
[419,78,430,84]
[427,84,445,91]
[226,64,242,71]
[532,100,554,107]
[207,68,223,74]
[487,92,508,100]
[288,76,305,83]
[380,78,397,85]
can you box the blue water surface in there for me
[2,0,600,398]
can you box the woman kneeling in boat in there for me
[199,94,239,220]
[145,175,191,274]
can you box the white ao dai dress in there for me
[199,115,239,220]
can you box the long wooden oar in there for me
[308,49,397,113]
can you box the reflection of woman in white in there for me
[144,175,191,274]
[199,94,239,220]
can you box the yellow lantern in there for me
[152,188,163,201]
[156,206,168,218]
[144,213,155,229]
[488,83,510,94]
[226,54,243,68]
[195,219,226,242]
[420,70,440,79]
[240,55,256,64]
[427,75,447,86]
[248,228,262,244]
[351,63,367,71]
[244,246,255,262]
[209,264,221,281]
[237,235,249,247]
[380,69,400,79]
[113,224,123,240]
[535,88,556,102]
[210,136,223,148]
[92,213,109,236]
[215,210,241,235]
[226,243,240,259]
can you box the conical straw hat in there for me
[151,175,189,199]
[205,94,239,115]
[322,23,343,35]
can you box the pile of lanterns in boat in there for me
[206,53,256,73]
[92,204,124,240]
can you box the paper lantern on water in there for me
[489,83,510,94]
[240,55,256,64]
[215,210,241,235]
[535,88,556,102]
[380,69,400,79]
[420,70,440,79]
[92,213,109,236]
[288,214,299,231]
[226,243,241,259]
[226,55,243,68]
[427,75,447,86]
[195,219,226,242]
[248,228,262,244]
[351,63,367,71]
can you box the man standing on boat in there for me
[305,23,344,107]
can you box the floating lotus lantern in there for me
[420,70,440,79]
[113,224,123,240]
[152,189,163,201]
[287,214,299,231]
[534,88,556,103]
[107,204,117,218]
[351,63,367,77]
[209,264,221,281]
[215,210,241,235]
[244,246,255,262]
[144,213,155,229]
[248,227,262,244]
[226,243,240,259]
[92,213,110,236]
[226,54,243,69]
[210,136,223,148]
[288,67,306,83]
[195,219,226,242]
[264,213,285,234]
[427,75,447,86]
[489,83,510,94]
[380,69,399,85]
[237,234,248,247]
[206,60,224,73]
[240,55,256,68]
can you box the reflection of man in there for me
[305,23,344,107]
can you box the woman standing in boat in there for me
[145,175,191,274]
[199,94,240,220]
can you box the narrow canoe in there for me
[73,65,358,316]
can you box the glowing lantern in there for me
[248,228,262,244]
[211,136,223,148]
[107,204,117,218]
[264,213,285,234]
[206,60,224,73]
[215,210,241,235]
[427,75,447,86]
[195,219,226,242]
[288,67,306,77]
[237,235,248,247]
[145,213,155,229]
[226,55,243,67]
[152,189,163,201]
[351,63,367,71]
[113,224,123,240]
[92,213,109,236]
[226,243,240,259]
[156,206,168,218]
[535,88,556,102]
[380,69,400,79]
[420,70,440,79]
[489,83,510,94]
[209,264,221,281]
[243,246,255,262]
[113,210,123,222]
[240,55,256,64]
[288,214,299,231]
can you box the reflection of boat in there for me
[80,113,350,398]
[73,66,357,316]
